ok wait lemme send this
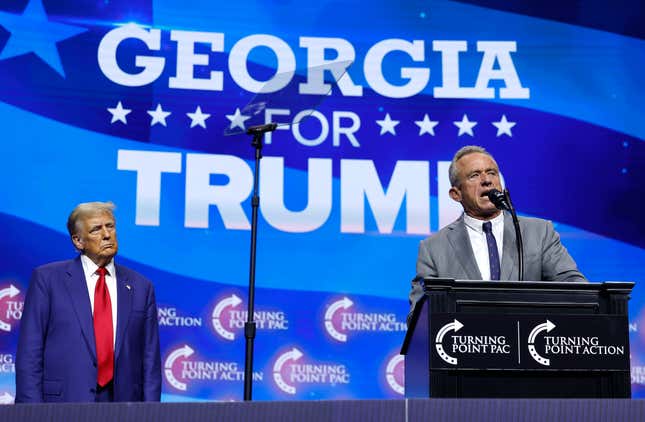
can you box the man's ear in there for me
[449,186,461,202]
[71,235,83,251]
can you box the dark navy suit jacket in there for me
[16,256,161,402]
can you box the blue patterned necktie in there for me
[482,221,501,280]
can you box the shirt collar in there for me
[463,212,504,234]
[80,254,116,278]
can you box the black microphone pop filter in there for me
[486,189,511,211]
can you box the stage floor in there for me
[3,398,645,422]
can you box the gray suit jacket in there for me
[410,212,586,313]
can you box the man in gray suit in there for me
[410,146,585,313]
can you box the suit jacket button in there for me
[90,388,96,393]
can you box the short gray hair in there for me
[448,145,496,187]
[67,201,116,236]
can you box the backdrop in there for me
[0,0,643,403]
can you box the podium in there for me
[400,279,633,398]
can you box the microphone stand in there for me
[243,123,277,401]
[503,189,524,281]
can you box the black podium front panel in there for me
[401,280,634,398]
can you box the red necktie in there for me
[94,266,114,386]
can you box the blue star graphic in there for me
[0,0,87,77]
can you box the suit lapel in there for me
[501,212,519,280]
[447,216,482,280]
[114,264,132,362]
[64,256,96,360]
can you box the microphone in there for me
[246,123,277,135]
[486,188,524,280]
[486,189,511,211]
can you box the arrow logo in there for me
[435,319,463,365]
[272,347,304,394]
[528,320,555,366]
[211,294,243,340]
[164,344,195,391]
[0,284,20,332]
[324,297,353,342]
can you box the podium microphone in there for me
[486,188,524,281]
[486,189,511,211]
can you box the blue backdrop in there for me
[0,0,643,402]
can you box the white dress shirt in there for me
[80,254,118,346]
[463,212,504,280]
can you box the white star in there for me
[453,114,477,137]
[187,106,210,129]
[107,101,131,124]
[226,108,252,131]
[492,114,516,137]
[147,104,171,127]
[376,113,399,136]
[415,114,439,136]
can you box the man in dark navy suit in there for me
[16,201,161,402]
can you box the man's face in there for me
[449,152,503,220]
[71,211,118,266]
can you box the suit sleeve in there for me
[142,282,161,401]
[540,221,587,282]
[15,269,49,403]
[408,239,439,324]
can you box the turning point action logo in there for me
[158,307,203,327]
[0,284,22,332]
[272,347,350,395]
[211,294,288,341]
[163,344,262,391]
[0,354,15,374]
[323,296,406,342]
[528,319,625,366]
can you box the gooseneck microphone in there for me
[486,188,524,281]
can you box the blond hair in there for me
[66,201,116,236]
